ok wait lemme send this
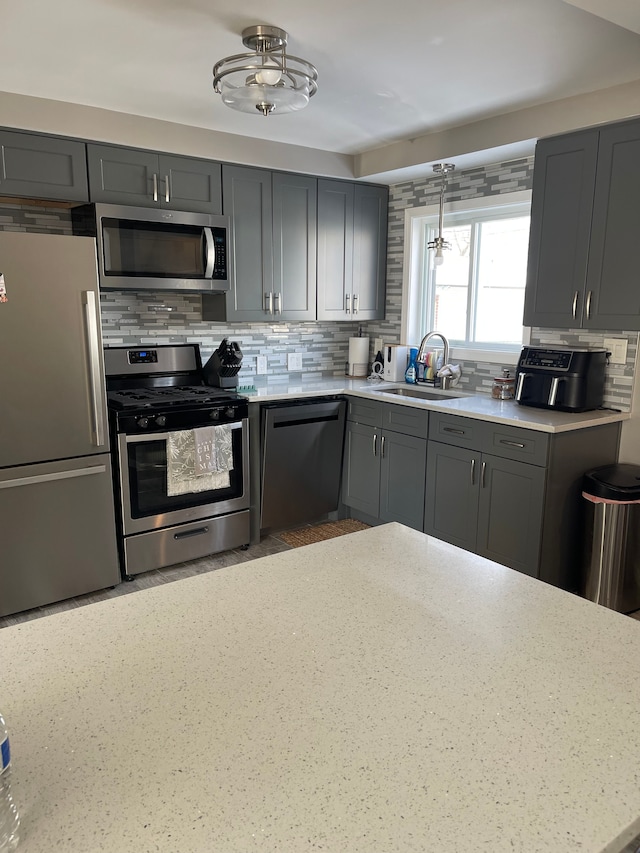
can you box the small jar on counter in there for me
[492,368,515,400]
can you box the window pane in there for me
[475,216,530,344]
[433,224,471,342]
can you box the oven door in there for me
[117,419,249,535]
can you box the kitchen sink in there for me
[373,386,465,401]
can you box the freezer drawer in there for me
[0,455,120,617]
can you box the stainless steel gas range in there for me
[104,344,250,579]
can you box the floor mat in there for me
[278,519,371,548]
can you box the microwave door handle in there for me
[203,228,216,278]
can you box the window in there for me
[402,191,531,363]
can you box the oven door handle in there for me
[124,421,244,443]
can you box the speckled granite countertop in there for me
[2,523,640,852]
[245,377,629,433]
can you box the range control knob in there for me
[225,407,236,419]
[137,416,150,429]
[155,415,167,427]
[209,409,221,421]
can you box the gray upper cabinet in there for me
[0,130,88,202]
[87,144,222,213]
[317,180,387,321]
[524,117,640,330]
[204,166,316,323]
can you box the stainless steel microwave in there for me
[71,203,231,293]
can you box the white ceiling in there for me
[2,0,640,180]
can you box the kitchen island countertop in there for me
[244,376,629,433]
[2,523,640,852]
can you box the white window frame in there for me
[401,190,532,366]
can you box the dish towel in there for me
[437,363,462,386]
[166,425,234,496]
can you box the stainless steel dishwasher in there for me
[260,398,347,530]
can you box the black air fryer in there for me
[515,346,607,412]
[203,339,243,389]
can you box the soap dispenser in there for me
[405,347,418,384]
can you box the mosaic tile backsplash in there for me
[0,159,637,412]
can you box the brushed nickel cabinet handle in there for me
[499,439,526,449]
[381,434,386,458]
[443,426,465,435]
[274,292,281,314]
[164,174,170,203]
[345,293,351,314]
[572,290,579,319]
[264,292,274,314]
[353,294,359,314]
[481,461,487,488]
[373,433,377,457]
[470,457,476,486]
[586,290,592,320]
[153,173,158,202]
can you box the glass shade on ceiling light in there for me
[213,25,318,117]
[427,163,455,264]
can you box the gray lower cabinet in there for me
[87,143,222,213]
[203,166,316,322]
[426,441,545,577]
[524,116,640,330]
[342,400,427,531]
[317,180,387,321]
[0,130,88,201]
[425,412,620,590]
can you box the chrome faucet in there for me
[416,331,450,386]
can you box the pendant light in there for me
[427,163,455,266]
[213,25,318,117]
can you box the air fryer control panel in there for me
[518,349,573,371]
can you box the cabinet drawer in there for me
[485,425,549,467]
[347,397,384,428]
[382,402,428,438]
[428,413,484,449]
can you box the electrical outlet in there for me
[374,337,384,355]
[256,355,267,374]
[604,337,628,364]
[287,352,303,371]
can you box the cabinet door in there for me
[379,431,426,531]
[159,155,222,214]
[222,165,274,321]
[523,131,598,328]
[342,421,380,517]
[272,172,316,321]
[585,120,640,330]
[0,131,88,201]
[424,442,479,551]
[352,184,387,320]
[477,455,545,578]
[87,144,159,207]
[317,179,354,320]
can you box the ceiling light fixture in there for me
[213,25,318,117]
[427,163,455,266]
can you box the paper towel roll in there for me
[348,336,370,377]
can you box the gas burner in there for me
[107,385,240,411]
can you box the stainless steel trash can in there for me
[582,464,640,613]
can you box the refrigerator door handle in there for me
[0,465,107,490]
[83,290,106,448]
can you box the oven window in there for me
[126,429,244,517]
[102,218,206,279]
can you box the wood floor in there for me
[2,531,640,629]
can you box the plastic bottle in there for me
[0,713,20,852]
[405,347,418,384]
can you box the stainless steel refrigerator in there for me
[0,231,120,617]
